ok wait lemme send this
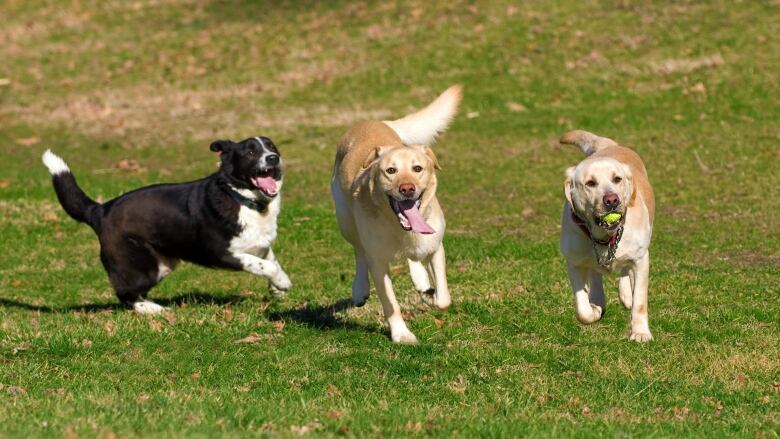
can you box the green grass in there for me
[1,0,778,437]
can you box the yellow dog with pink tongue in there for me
[331,85,462,344]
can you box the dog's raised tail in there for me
[384,84,463,146]
[42,150,101,232]
[560,130,618,156]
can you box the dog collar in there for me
[226,186,268,212]
[570,208,624,266]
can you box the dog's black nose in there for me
[603,192,620,209]
[265,154,280,165]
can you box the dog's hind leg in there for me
[352,247,370,306]
[102,244,165,315]
[618,267,634,309]
[568,262,602,324]
[369,260,417,344]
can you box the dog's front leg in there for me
[618,267,634,309]
[629,253,652,342]
[588,270,606,313]
[264,248,292,296]
[369,261,417,344]
[234,253,291,292]
[352,248,370,306]
[568,262,603,324]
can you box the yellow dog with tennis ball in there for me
[560,130,656,342]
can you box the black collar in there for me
[226,186,269,212]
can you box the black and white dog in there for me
[42,137,291,314]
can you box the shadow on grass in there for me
[268,298,382,335]
[1,293,384,337]
[0,291,249,313]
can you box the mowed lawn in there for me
[1,1,778,437]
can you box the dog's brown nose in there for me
[399,183,416,197]
[603,192,620,210]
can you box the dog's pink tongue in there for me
[252,176,277,195]
[399,200,435,234]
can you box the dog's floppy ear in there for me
[564,166,576,206]
[412,144,441,170]
[622,163,637,206]
[362,146,389,168]
[210,140,233,154]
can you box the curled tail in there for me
[560,130,618,156]
[42,150,102,232]
[384,84,463,146]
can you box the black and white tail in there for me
[42,150,102,232]
[560,130,619,157]
[384,85,463,146]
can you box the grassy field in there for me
[1,0,778,437]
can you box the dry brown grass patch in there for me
[6,84,391,147]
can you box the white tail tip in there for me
[384,84,463,146]
[42,149,70,175]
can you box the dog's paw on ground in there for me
[630,331,654,342]
[133,300,165,315]
[391,329,419,345]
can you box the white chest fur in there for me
[228,198,280,257]
[356,205,445,262]
[399,216,445,260]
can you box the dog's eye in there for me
[585,180,597,188]
[386,167,397,174]
[412,165,423,173]
[247,150,256,156]
[613,176,622,184]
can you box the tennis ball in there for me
[602,212,622,225]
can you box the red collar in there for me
[570,209,623,247]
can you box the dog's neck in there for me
[228,186,268,212]
[215,177,269,212]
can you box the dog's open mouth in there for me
[250,168,280,197]
[388,197,435,234]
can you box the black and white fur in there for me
[42,137,291,314]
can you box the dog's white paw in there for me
[576,304,603,324]
[391,328,419,345]
[133,300,165,315]
[435,293,451,310]
[630,330,654,342]
[421,289,451,310]
[271,270,292,291]
[268,283,287,297]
